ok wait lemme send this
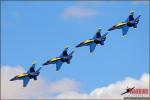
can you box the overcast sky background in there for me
[1,1,149,97]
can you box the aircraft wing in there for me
[55,60,63,71]
[122,25,129,36]
[93,29,101,39]
[33,76,37,80]
[59,48,68,57]
[27,64,36,73]
[89,43,97,53]
[22,76,30,87]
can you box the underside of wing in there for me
[122,25,129,36]
[22,76,30,87]
[56,60,63,71]
[33,76,37,80]
[89,43,97,53]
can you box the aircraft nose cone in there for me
[108,28,113,31]
[43,63,48,66]
[76,44,82,47]
[43,61,50,66]
[10,78,15,81]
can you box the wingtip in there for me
[122,35,127,37]
[90,51,94,54]
[97,28,102,31]
[32,61,37,64]
[55,70,59,72]
[64,45,69,49]
[130,10,134,14]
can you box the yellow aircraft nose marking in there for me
[17,73,29,78]
[116,22,127,27]
[50,58,61,62]
[83,40,94,44]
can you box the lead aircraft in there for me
[108,11,141,36]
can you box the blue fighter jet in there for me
[10,63,42,87]
[43,47,74,71]
[76,28,108,53]
[108,11,141,36]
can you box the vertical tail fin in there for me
[135,15,141,21]
[36,67,42,73]
[133,15,141,28]
[27,63,36,73]
[69,51,74,56]
[59,46,69,57]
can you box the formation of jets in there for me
[10,11,141,87]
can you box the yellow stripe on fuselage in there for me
[50,58,61,62]
[17,73,28,78]
[83,40,94,44]
[115,22,127,27]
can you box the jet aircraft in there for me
[108,11,141,36]
[121,86,135,95]
[76,28,108,53]
[10,63,42,87]
[43,47,74,71]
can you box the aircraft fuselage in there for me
[43,56,71,65]
[109,20,138,31]
[77,38,105,47]
[10,72,39,81]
